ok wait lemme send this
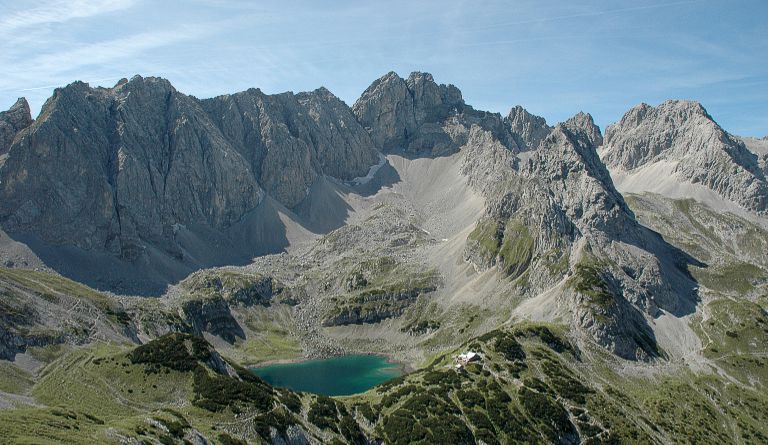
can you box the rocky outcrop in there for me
[0,323,64,361]
[181,297,245,344]
[506,105,551,150]
[201,87,378,207]
[602,100,767,214]
[181,270,284,307]
[0,76,379,293]
[0,98,33,156]
[0,77,262,258]
[322,286,436,327]
[564,111,603,148]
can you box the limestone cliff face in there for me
[506,105,551,150]
[601,100,767,214]
[461,118,695,361]
[354,71,571,156]
[201,87,378,207]
[352,71,517,156]
[0,98,33,156]
[0,76,378,285]
[0,77,261,259]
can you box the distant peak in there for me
[507,105,547,125]
[383,70,401,79]
[569,111,594,122]
[407,71,435,83]
[9,97,30,114]
[505,105,550,150]
[564,111,603,147]
[375,71,405,85]
[0,97,34,153]
[310,86,338,99]
[614,100,715,133]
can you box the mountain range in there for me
[0,72,766,444]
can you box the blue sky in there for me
[0,0,766,136]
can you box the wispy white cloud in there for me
[0,0,136,35]
[0,0,764,136]
[23,27,207,74]
[455,0,707,33]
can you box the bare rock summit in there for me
[601,100,767,214]
[0,98,33,156]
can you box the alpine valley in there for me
[0,72,766,445]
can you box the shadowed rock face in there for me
[0,77,262,259]
[0,98,33,156]
[352,71,466,153]
[354,71,573,157]
[201,86,378,208]
[0,76,378,293]
[602,100,767,214]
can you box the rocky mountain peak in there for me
[602,100,767,214]
[3,98,32,126]
[564,111,603,148]
[0,98,33,155]
[405,71,464,114]
[530,124,627,228]
[505,105,551,150]
[117,75,176,94]
[0,76,378,293]
[353,71,466,153]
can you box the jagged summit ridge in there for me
[459,119,691,360]
[353,71,588,156]
[352,71,466,154]
[0,75,379,293]
[201,84,378,207]
[506,105,551,150]
[0,97,33,156]
[602,99,767,214]
[564,111,603,148]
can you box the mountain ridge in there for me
[601,99,767,215]
[1,71,767,445]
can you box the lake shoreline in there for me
[250,351,412,373]
[251,354,406,396]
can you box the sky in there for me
[0,0,766,137]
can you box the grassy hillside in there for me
[1,317,766,444]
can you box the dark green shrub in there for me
[218,433,247,445]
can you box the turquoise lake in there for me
[252,354,403,396]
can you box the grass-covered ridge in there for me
[2,316,768,444]
[466,217,536,279]
[567,261,615,309]
[625,193,768,297]
[323,258,440,326]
